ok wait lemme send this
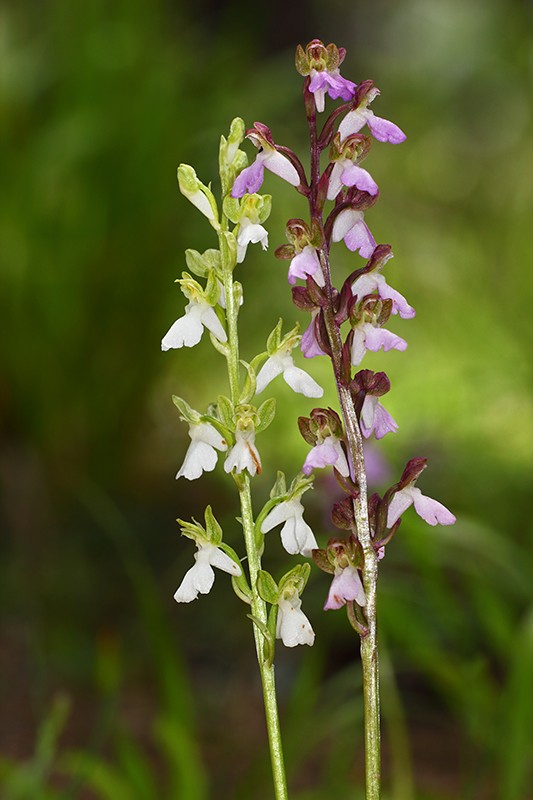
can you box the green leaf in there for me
[204,269,220,307]
[184,248,221,278]
[219,231,237,271]
[246,613,275,664]
[238,360,257,404]
[204,505,223,545]
[270,471,287,499]
[257,570,280,604]
[222,195,241,224]
[266,318,283,355]
[258,193,272,223]
[216,395,234,429]
[279,562,311,595]
[172,395,200,424]
[255,398,276,433]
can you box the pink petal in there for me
[344,220,376,258]
[413,491,456,526]
[367,114,406,144]
[364,326,407,354]
[231,159,265,197]
[341,164,379,196]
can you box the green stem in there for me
[219,232,289,800]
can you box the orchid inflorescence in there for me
[161,38,455,798]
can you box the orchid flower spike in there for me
[296,39,356,113]
[339,82,407,144]
[232,123,300,198]
[261,496,318,557]
[174,539,241,603]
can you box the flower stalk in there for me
[305,91,381,799]
[218,223,289,800]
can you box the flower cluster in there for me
[229,39,455,622]
[162,118,324,652]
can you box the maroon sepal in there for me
[317,163,333,211]
[306,274,328,307]
[345,187,380,211]
[351,79,377,109]
[334,279,353,326]
[332,496,356,531]
[345,244,394,289]
[398,457,428,489]
[312,547,334,574]
[340,333,352,386]
[333,467,360,498]
[291,285,316,311]
[275,244,295,260]
[315,310,332,357]
[297,415,315,445]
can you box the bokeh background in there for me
[1,0,532,798]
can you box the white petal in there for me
[264,151,300,186]
[276,597,315,647]
[174,560,214,603]
[332,440,350,477]
[360,395,377,438]
[206,545,242,576]
[200,306,227,343]
[161,305,204,350]
[327,162,345,200]
[387,488,415,527]
[176,441,218,480]
[261,500,294,533]
[350,327,368,366]
[283,365,324,398]
[280,515,318,557]
[351,273,380,299]
[187,189,216,220]
[338,109,368,141]
[256,355,284,394]
[191,422,227,451]
[331,208,362,243]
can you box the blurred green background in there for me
[1,0,532,798]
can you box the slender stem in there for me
[305,89,381,799]
[239,477,288,800]
[219,231,289,800]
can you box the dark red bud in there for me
[398,457,428,489]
